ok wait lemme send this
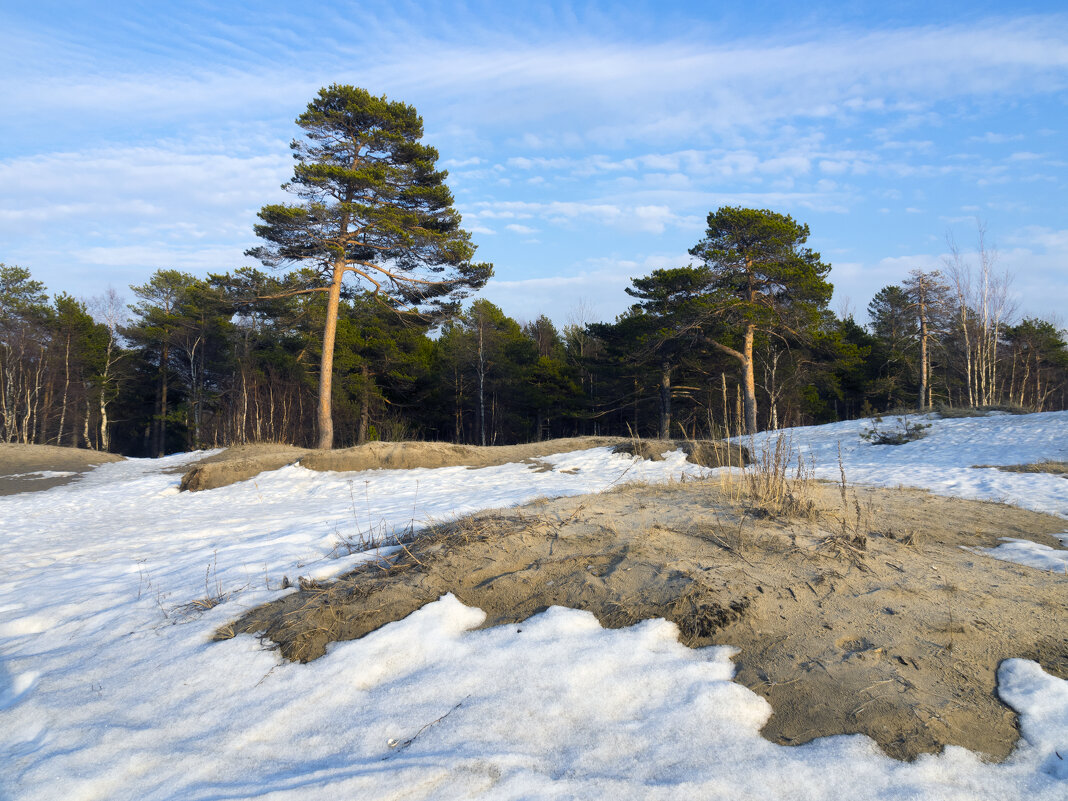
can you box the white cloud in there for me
[7,16,1068,153]
[482,250,694,324]
[443,156,484,167]
[3,9,1067,321]
[968,132,1026,144]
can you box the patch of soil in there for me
[610,438,748,467]
[178,444,311,491]
[222,479,1068,762]
[979,461,1068,476]
[0,443,124,495]
[180,437,747,491]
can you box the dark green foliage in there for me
[248,84,491,316]
[686,207,834,433]
[688,207,833,335]
[1,264,127,448]
[247,84,492,448]
[866,284,918,410]
[1002,318,1068,410]
[6,203,1067,453]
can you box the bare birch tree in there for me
[944,223,1016,407]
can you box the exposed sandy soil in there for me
[178,438,747,491]
[0,443,123,495]
[223,478,1068,763]
[175,444,311,490]
[984,461,1068,476]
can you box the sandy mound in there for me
[222,478,1068,763]
[178,444,311,491]
[610,438,747,467]
[0,443,124,495]
[180,437,748,491]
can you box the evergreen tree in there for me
[624,266,715,438]
[688,207,833,434]
[522,316,582,440]
[1003,318,1068,410]
[50,294,99,447]
[248,85,492,449]
[125,270,201,456]
[867,285,917,409]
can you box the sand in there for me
[223,477,1068,763]
[178,438,747,491]
[0,443,124,495]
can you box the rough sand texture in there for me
[177,444,311,491]
[0,444,124,495]
[225,479,1068,762]
[179,438,747,491]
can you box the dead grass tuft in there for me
[933,403,1029,418]
[974,460,1068,476]
[816,444,872,565]
[737,433,819,520]
[175,552,236,617]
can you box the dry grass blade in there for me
[738,432,818,520]
[175,551,236,617]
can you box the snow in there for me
[5,470,77,479]
[737,411,1068,573]
[2,411,1067,800]
[980,538,1068,574]
[743,410,1068,517]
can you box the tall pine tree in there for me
[248,85,492,449]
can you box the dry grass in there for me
[717,432,818,520]
[813,444,872,565]
[875,403,1029,419]
[933,403,1029,418]
[974,460,1068,476]
[175,552,236,617]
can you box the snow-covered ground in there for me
[2,411,1066,800]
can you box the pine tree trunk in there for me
[157,342,169,457]
[918,300,929,411]
[659,359,671,439]
[316,263,345,450]
[742,325,758,435]
[358,363,370,445]
[477,323,486,447]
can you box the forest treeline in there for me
[7,86,1063,456]
[2,252,1065,456]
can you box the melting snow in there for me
[2,411,1067,799]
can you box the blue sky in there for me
[2,1,1066,327]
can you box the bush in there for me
[860,416,931,446]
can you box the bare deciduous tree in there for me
[945,223,1016,407]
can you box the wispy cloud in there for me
[2,6,1066,321]
[5,15,1068,151]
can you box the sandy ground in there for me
[178,438,747,490]
[225,477,1068,763]
[0,444,123,495]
